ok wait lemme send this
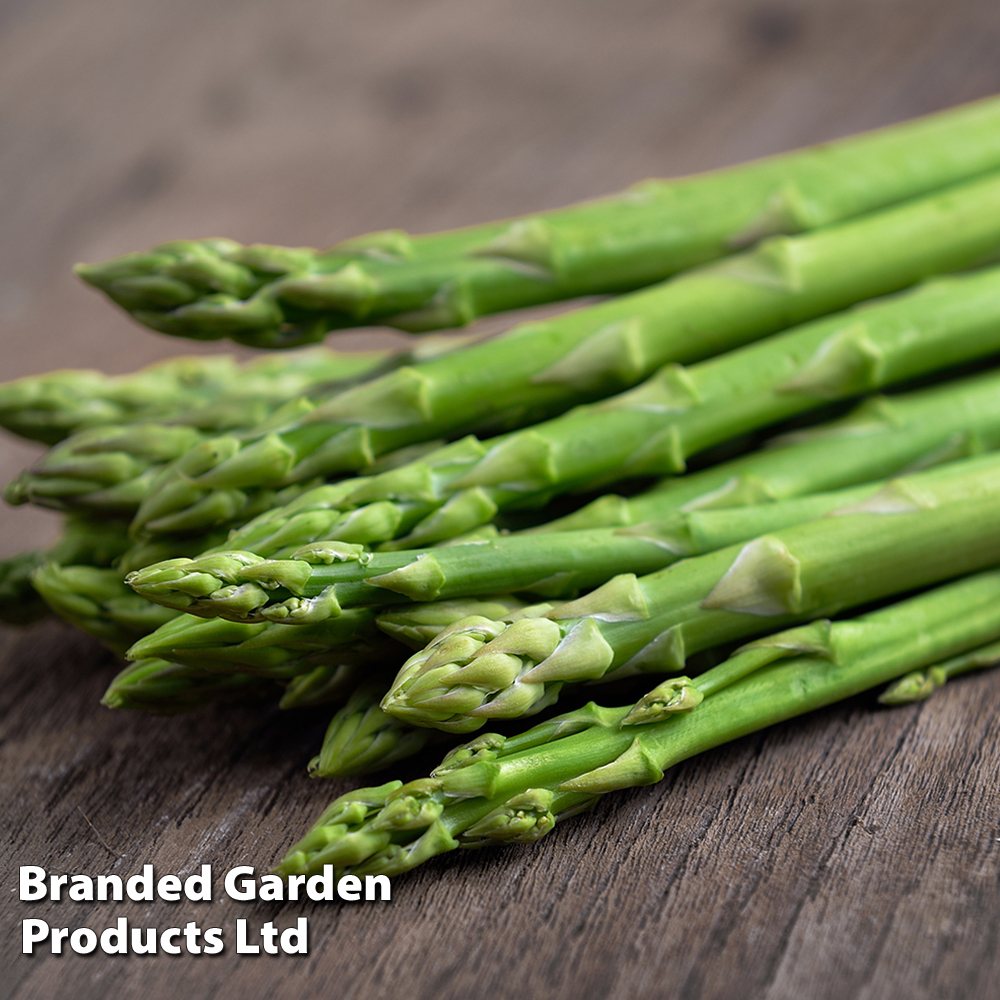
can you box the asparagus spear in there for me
[18,512,235,649]
[0,515,138,625]
[381,490,1000,731]
[308,683,451,778]
[124,451,1000,623]
[102,658,278,713]
[125,598,528,676]
[124,170,1000,538]
[5,423,208,512]
[0,551,50,624]
[277,568,1000,879]
[107,633,392,713]
[30,565,179,655]
[535,367,1000,532]
[75,96,1000,347]
[127,609,391,677]
[877,638,1000,704]
[0,348,389,446]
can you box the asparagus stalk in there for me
[125,170,1000,538]
[877,638,1000,704]
[30,565,179,655]
[125,597,528,676]
[308,683,451,778]
[277,569,1000,879]
[102,658,278,713]
[123,450,1000,624]
[124,526,671,621]
[75,96,1000,347]
[0,348,389,446]
[0,515,138,625]
[381,490,1000,731]
[535,367,1000,532]
[106,638,389,713]
[19,513,234,649]
[126,609,390,678]
[0,551,50,624]
[5,423,208,512]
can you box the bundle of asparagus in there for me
[4,96,1000,884]
[72,170,1000,537]
[278,571,1000,879]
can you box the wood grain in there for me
[3,2,1000,997]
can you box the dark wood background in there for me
[3,1,1000,997]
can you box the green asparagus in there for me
[381,490,1000,731]
[308,683,450,778]
[76,96,1000,347]
[533,367,1000,531]
[30,565,179,656]
[125,598,527,677]
[126,608,390,678]
[0,515,136,625]
[277,569,1000,879]
[0,551,50,624]
[0,348,389,445]
[877,638,1000,704]
[102,658,278,713]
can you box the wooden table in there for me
[4,2,1000,997]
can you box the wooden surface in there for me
[3,2,1000,997]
